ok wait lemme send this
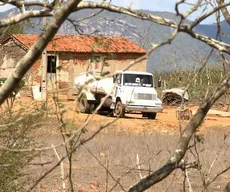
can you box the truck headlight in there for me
[126,100,134,105]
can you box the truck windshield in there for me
[123,74,153,87]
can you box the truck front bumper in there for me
[126,105,163,113]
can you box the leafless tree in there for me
[0,0,230,191]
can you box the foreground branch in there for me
[0,10,53,28]
[128,73,230,191]
[0,0,81,105]
[77,2,230,54]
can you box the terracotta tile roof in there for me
[10,34,146,54]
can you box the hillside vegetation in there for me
[1,8,229,72]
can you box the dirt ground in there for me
[62,101,230,135]
[3,97,230,192]
[12,97,230,133]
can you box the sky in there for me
[106,0,217,24]
[0,0,219,24]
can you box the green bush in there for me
[0,78,25,97]
[0,78,25,109]
[0,109,42,191]
[154,67,223,102]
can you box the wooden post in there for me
[41,0,47,101]
[225,91,230,112]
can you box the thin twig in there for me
[85,147,126,192]
[51,144,66,192]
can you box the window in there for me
[47,55,57,73]
[90,56,104,73]
[123,74,153,87]
[46,55,58,87]
[95,62,101,70]
[113,74,121,84]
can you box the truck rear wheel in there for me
[143,112,157,119]
[147,112,157,119]
[78,94,90,113]
[113,101,125,118]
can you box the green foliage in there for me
[195,133,205,144]
[56,65,63,71]
[90,36,110,51]
[154,66,223,101]
[0,109,42,191]
[0,78,25,97]
[89,55,110,75]
[101,71,110,77]
[0,22,25,37]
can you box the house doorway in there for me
[90,56,104,75]
[47,55,58,88]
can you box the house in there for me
[0,34,147,97]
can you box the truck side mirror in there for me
[157,80,162,88]
[113,75,121,84]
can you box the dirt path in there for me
[9,97,230,134]
[62,102,230,134]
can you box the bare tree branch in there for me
[0,0,82,105]
[0,0,54,9]
[0,1,230,191]
[76,1,230,53]
[0,10,53,28]
[128,72,230,191]
[216,0,230,24]
[77,1,177,28]
[85,147,126,191]
[202,166,230,191]
[189,1,230,29]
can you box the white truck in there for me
[74,70,163,119]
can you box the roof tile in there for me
[11,34,146,54]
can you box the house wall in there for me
[0,40,26,78]
[0,40,146,97]
[57,52,146,94]
[0,39,41,89]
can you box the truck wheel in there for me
[78,94,90,113]
[89,104,96,114]
[113,101,125,118]
[147,112,157,119]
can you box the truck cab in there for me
[111,71,163,119]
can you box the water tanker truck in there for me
[74,70,163,119]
